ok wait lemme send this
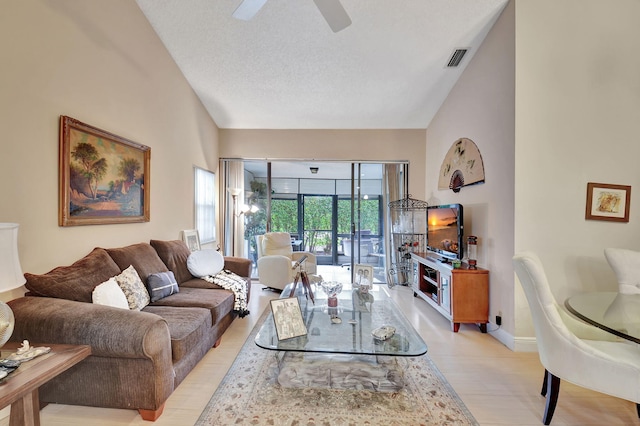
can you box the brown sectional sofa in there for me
[7,240,251,421]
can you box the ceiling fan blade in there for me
[313,0,352,33]
[232,0,268,21]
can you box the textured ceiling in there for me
[136,0,508,129]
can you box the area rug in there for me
[196,308,478,426]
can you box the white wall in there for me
[219,129,427,199]
[514,0,640,337]
[426,2,515,346]
[0,1,219,300]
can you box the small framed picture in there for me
[354,264,374,285]
[182,229,201,252]
[270,297,307,340]
[585,182,631,223]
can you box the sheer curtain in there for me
[382,163,407,284]
[221,160,245,257]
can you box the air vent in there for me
[447,48,468,67]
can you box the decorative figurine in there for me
[7,339,51,361]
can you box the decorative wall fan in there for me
[438,138,485,193]
[233,0,352,33]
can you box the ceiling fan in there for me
[232,0,352,33]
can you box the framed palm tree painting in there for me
[58,115,150,226]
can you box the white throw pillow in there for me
[187,249,224,277]
[92,277,129,310]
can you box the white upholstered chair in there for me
[604,248,640,294]
[256,232,317,291]
[513,251,640,425]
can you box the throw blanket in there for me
[202,270,250,318]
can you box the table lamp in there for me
[0,223,26,347]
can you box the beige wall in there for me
[514,0,640,338]
[427,0,640,350]
[426,2,515,345]
[0,1,219,300]
[219,129,427,199]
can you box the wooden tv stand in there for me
[410,252,489,333]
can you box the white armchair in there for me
[256,232,317,291]
[604,247,640,294]
[513,252,640,425]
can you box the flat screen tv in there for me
[426,204,464,261]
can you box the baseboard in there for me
[513,336,538,352]
[489,328,538,353]
[489,326,515,350]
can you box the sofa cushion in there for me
[148,287,235,325]
[107,243,168,282]
[147,271,179,302]
[179,277,225,290]
[187,249,224,277]
[24,248,121,303]
[150,240,194,284]
[179,276,252,303]
[92,277,129,309]
[115,265,150,311]
[142,305,211,362]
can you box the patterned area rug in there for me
[196,308,478,426]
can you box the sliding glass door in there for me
[220,159,407,283]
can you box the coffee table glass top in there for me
[255,283,427,356]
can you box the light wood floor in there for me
[2,282,638,425]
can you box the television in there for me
[426,204,464,261]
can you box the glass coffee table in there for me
[255,282,427,391]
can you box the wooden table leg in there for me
[10,390,40,426]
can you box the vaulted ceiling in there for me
[136,0,508,129]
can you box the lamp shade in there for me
[0,223,26,292]
[227,187,243,197]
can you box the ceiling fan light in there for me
[313,0,352,33]
[232,0,268,21]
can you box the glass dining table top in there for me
[255,282,428,356]
[565,291,640,344]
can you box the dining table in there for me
[565,291,640,344]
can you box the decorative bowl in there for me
[320,281,343,298]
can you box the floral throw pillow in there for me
[115,265,150,310]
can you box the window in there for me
[194,167,215,244]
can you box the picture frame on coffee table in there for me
[271,297,307,340]
[59,116,150,226]
[354,264,373,286]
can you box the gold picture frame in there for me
[585,182,631,222]
[59,116,150,226]
[270,297,307,341]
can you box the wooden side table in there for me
[0,342,91,426]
